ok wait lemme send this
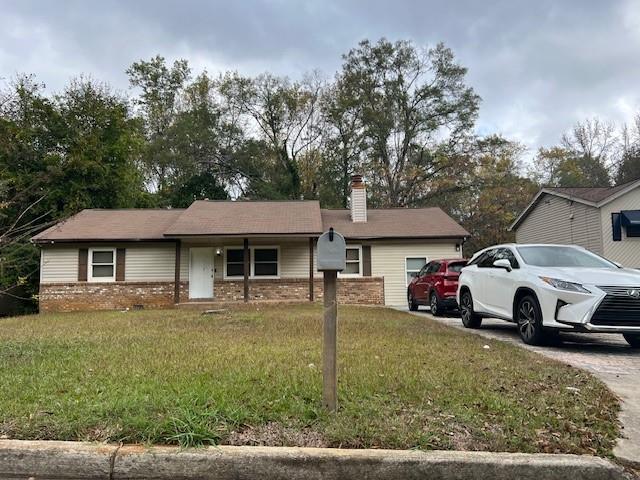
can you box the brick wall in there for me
[39,277,384,312]
[212,277,384,304]
[39,282,183,313]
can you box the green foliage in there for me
[335,39,480,206]
[431,136,538,255]
[616,116,640,184]
[0,76,146,307]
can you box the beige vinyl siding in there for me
[124,246,175,281]
[182,241,315,280]
[601,187,640,267]
[180,246,189,280]
[370,241,461,305]
[515,194,603,253]
[40,248,79,283]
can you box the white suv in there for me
[457,243,640,347]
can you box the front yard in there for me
[0,304,619,455]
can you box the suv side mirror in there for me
[493,258,512,272]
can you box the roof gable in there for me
[510,178,640,231]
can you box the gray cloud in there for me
[2,0,639,155]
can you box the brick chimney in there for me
[350,174,367,223]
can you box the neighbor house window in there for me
[225,248,245,277]
[88,248,116,282]
[253,247,278,277]
[225,246,280,278]
[405,257,427,285]
[340,246,362,276]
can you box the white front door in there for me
[189,247,214,299]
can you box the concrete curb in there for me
[0,440,628,480]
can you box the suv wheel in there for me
[460,290,482,328]
[430,291,441,316]
[623,333,640,348]
[408,290,418,311]
[516,294,546,345]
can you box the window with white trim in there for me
[341,246,362,276]
[224,246,280,278]
[225,248,245,277]
[405,257,427,285]
[253,247,278,277]
[89,248,116,282]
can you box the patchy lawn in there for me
[0,304,619,454]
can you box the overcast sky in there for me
[2,0,639,154]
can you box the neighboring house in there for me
[509,179,640,267]
[33,176,468,312]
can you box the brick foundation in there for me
[39,277,384,312]
[38,282,182,313]
[212,277,384,304]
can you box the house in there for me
[509,178,640,267]
[32,176,468,312]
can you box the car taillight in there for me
[444,275,458,281]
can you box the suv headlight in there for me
[539,277,591,293]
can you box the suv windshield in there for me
[447,261,467,272]
[516,246,617,268]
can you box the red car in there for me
[407,258,468,315]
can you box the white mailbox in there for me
[317,228,346,271]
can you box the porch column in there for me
[174,240,181,304]
[243,238,249,302]
[309,237,314,302]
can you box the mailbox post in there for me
[317,227,346,412]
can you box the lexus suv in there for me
[408,259,467,315]
[457,243,640,347]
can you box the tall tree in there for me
[219,72,323,199]
[0,76,145,308]
[335,39,480,207]
[533,118,615,187]
[616,114,640,184]
[318,79,365,207]
[433,136,538,254]
[127,56,191,195]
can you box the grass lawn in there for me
[0,304,619,454]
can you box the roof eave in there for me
[162,232,323,238]
[32,238,175,244]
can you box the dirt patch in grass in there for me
[0,304,620,455]
[227,422,328,447]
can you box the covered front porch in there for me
[173,236,318,304]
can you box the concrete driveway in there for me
[399,306,640,469]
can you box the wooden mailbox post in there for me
[317,227,346,412]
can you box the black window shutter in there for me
[612,213,622,242]
[362,245,372,276]
[78,249,88,281]
[116,248,126,281]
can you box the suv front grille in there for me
[591,286,640,326]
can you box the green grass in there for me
[0,304,619,454]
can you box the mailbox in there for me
[317,228,346,271]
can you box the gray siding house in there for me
[510,179,640,267]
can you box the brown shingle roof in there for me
[32,209,185,243]
[163,200,323,236]
[545,182,633,203]
[321,208,469,239]
[32,202,468,242]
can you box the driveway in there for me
[399,307,640,469]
